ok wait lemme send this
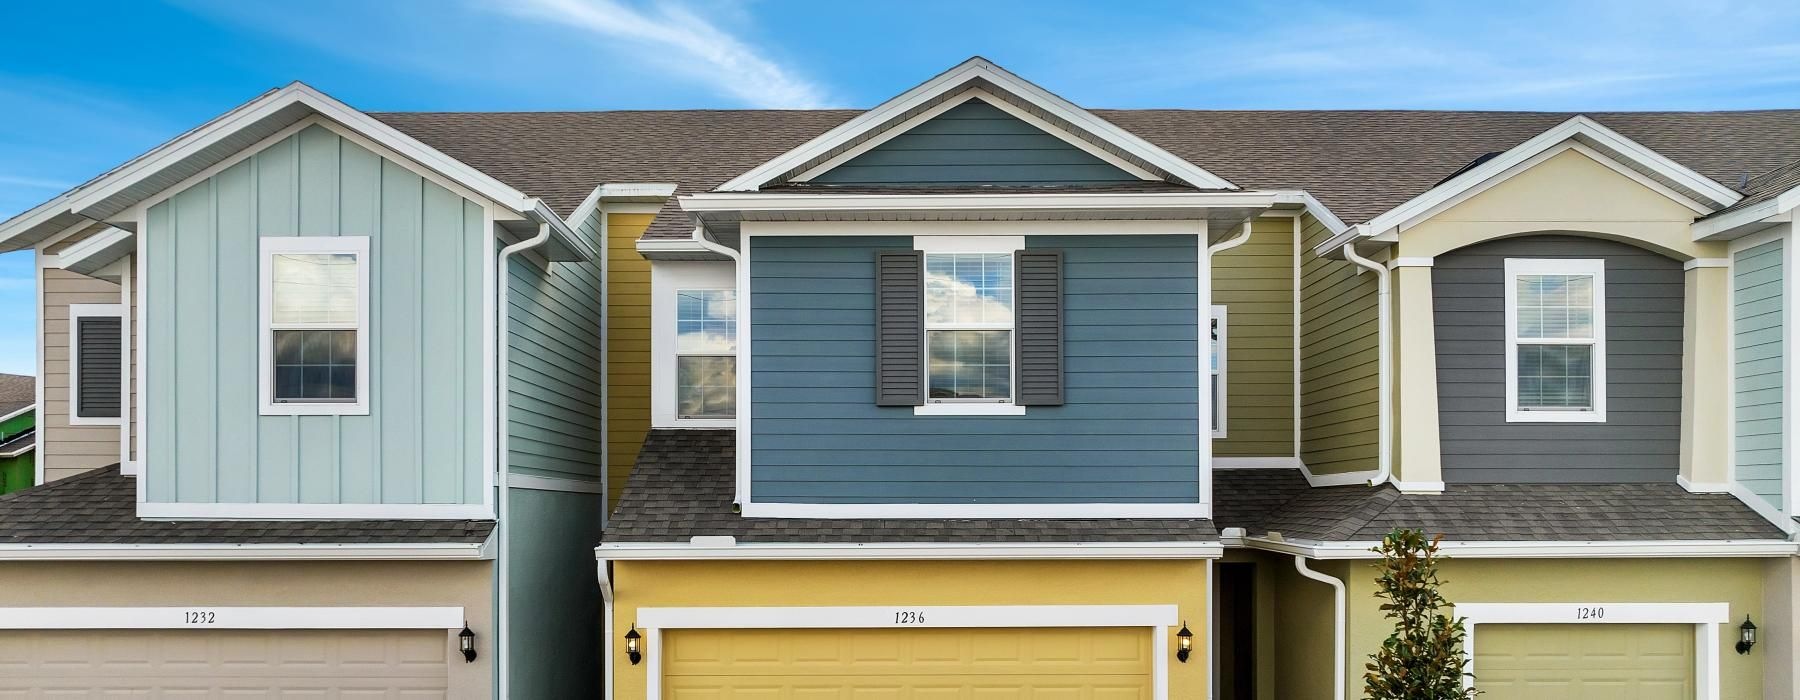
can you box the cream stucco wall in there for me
[0,560,494,698]
[1766,558,1799,700]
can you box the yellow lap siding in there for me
[606,212,655,508]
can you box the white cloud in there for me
[488,0,831,109]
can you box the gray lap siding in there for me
[748,234,1201,504]
[1433,234,1683,483]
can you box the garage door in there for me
[1475,623,1693,700]
[663,627,1152,698]
[0,629,449,696]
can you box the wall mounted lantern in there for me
[1176,622,1194,663]
[625,625,644,665]
[459,623,478,662]
[1737,615,1758,655]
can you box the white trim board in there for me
[633,604,1179,700]
[739,501,1211,519]
[506,473,605,494]
[0,606,465,630]
[137,502,494,520]
[0,542,488,561]
[596,540,1223,561]
[1455,601,1729,700]
[649,260,739,429]
[1239,536,1798,559]
[717,56,1233,191]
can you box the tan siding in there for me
[1298,214,1379,475]
[39,267,123,482]
[1213,217,1295,457]
[606,212,655,508]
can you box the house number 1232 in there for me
[893,611,926,624]
[184,611,217,625]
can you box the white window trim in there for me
[651,262,738,428]
[1503,258,1607,423]
[1456,602,1728,700]
[0,606,465,630]
[916,235,1025,414]
[1211,305,1227,438]
[258,236,371,416]
[67,303,124,426]
[633,604,1179,700]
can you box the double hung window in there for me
[260,237,369,415]
[1504,258,1606,422]
[924,252,1014,402]
[676,289,737,418]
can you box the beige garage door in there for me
[663,626,1152,698]
[1475,623,1694,700]
[0,629,449,697]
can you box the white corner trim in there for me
[913,403,1028,416]
[1503,258,1607,423]
[0,606,466,630]
[506,473,605,494]
[1456,601,1728,700]
[716,57,1233,191]
[0,542,488,561]
[596,540,1222,561]
[65,303,124,427]
[257,236,371,417]
[1683,257,1731,270]
[633,603,1180,700]
[136,502,495,521]
[739,501,1210,520]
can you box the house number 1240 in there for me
[894,611,926,624]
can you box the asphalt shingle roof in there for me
[0,466,494,544]
[1213,469,1786,541]
[1711,157,1800,217]
[0,373,33,418]
[372,108,1800,239]
[604,429,1217,543]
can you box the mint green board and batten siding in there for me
[1734,238,1783,508]
[145,125,485,505]
[504,206,605,482]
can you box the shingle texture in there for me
[0,466,494,544]
[1213,469,1786,541]
[604,430,1217,543]
[0,373,33,418]
[371,108,1800,237]
[1711,157,1800,217]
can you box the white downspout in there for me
[597,557,615,700]
[688,227,743,502]
[1341,243,1392,486]
[1295,555,1348,700]
[496,220,553,700]
[1208,220,1254,256]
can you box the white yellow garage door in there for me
[663,627,1153,699]
[1475,623,1694,700]
[0,629,449,697]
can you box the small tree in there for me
[1364,529,1479,699]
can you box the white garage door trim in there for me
[1455,602,1730,700]
[636,604,1180,700]
[0,606,465,629]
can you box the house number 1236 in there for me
[894,611,926,624]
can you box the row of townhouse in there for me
[0,57,1797,699]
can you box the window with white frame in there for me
[924,252,1014,402]
[676,289,737,418]
[1211,305,1227,437]
[260,237,369,415]
[68,303,124,425]
[1504,258,1606,422]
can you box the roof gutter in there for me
[1234,535,1799,559]
[0,542,490,561]
[597,539,1224,560]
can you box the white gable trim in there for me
[790,87,1158,183]
[1692,185,1800,240]
[1319,116,1743,255]
[717,57,1234,192]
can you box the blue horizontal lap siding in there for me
[749,234,1200,504]
[807,99,1138,186]
[1734,239,1783,508]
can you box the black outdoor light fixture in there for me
[625,625,644,665]
[1175,622,1194,663]
[459,623,478,663]
[1737,615,1758,655]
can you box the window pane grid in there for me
[678,356,736,419]
[273,329,357,402]
[676,289,737,418]
[924,252,1014,402]
[927,330,1012,401]
[1511,268,1601,413]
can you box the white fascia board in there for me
[1240,536,1798,559]
[681,191,1283,215]
[634,239,713,256]
[0,194,80,253]
[55,226,135,277]
[595,541,1224,561]
[1692,186,1800,240]
[715,56,1235,192]
[0,403,34,425]
[0,542,489,561]
[0,444,33,458]
[563,182,679,229]
[1328,116,1744,257]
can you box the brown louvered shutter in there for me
[875,250,924,406]
[1014,249,1064,406]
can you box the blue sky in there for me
[0,0,1797,375]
